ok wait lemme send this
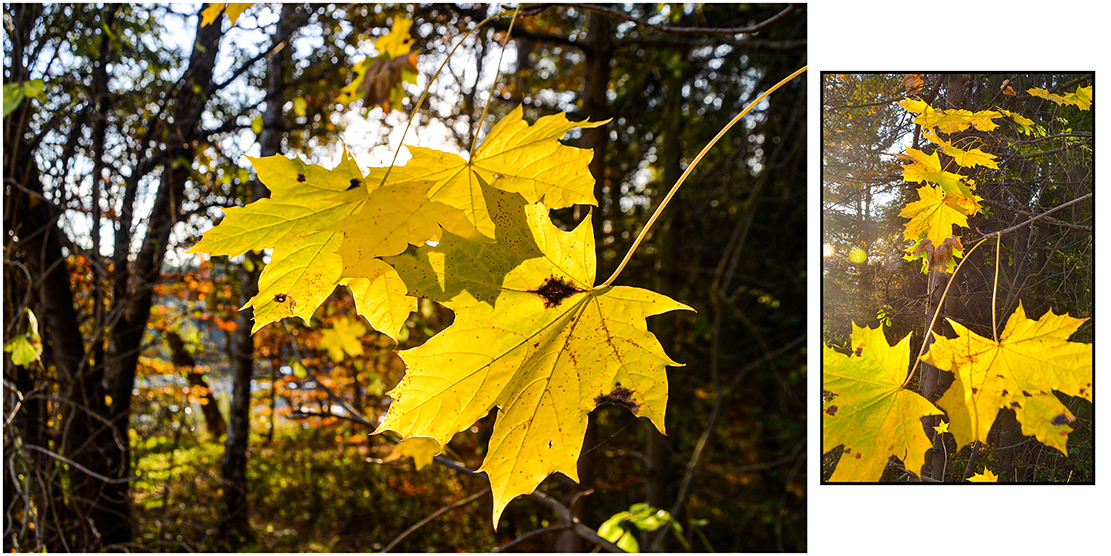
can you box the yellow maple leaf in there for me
[968,469,998,483]
[1027,85,1092,111]
[318,316,368,362]
[387,184,545,309]
[337,18,418,112]
[200,3,252,27]
[189,148,367,332]
[920,129,998,170]
[382,437,440,470]
[923,302,1091,455]
[822,323,942,482]
[998,109,1035,135]
[933,420,949,435]
[901,147,977,199]
[899,185,972,248]
[900,98,1002,134]
[375,201,691,525]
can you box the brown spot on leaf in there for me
[826,405,838,416]
[296,173,306,182]
[1051,414,1071,426]
[1022,390,1032,397]
[594,387,639,413]
[347,178,362,190]
[844,448,852,454]
[1010,401,1021,409]
[1001,389,1008,397]
[854,453,861,459]
[972,387,978,394]
[531,276,582,308]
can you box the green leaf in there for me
[4,309,43,366]
[3,83,26,117]
[823,322,942,481]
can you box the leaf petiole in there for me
[599,65,807,288]
[901,236,989,389]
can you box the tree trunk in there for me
[556,12,611,553]
[644,58,686,549]
[164,331,227,439]
[219,3,302,546]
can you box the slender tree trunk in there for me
[164,331,227,439]
[557,12,611,553]
[644,59,687,549]
[219,4,302,546]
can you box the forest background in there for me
[4,3,806,552]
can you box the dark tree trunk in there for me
[557,11,611,553]
[219,3,302,546]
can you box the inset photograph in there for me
[820,73,1093,483]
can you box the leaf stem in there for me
[599,65,807,288]
[992,232,1001,342]
[901,237,989,389]
[899,192,1092,388]
[379,9,517,186]
[470,6,521,157]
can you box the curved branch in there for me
[493,524,570,553]
[381,489,489,553]
[970,192,1092,243]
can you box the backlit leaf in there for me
[823,323,942,481]
[968,469,998,483]
[188,148,367,331]
[318,316,368,362]
[1027,85,1092,111]
[898,185,976,248]
[375,201,691,524]
[923,302,1091,455]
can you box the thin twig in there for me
[493,524,571,553]
[21,444,138,485]
[281,322,376,429]
[381,489,489,552]
[547,3,801,36]
[969,192,1092,243]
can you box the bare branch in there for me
[382,490,489,553]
